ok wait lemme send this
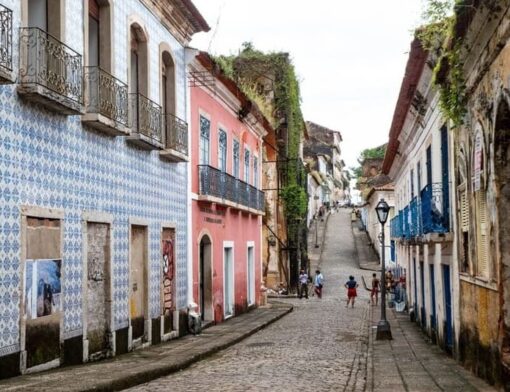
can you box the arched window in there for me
[130,23,148,97]
[86,0,112,71]
[161,50,175,117]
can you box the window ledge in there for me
[459,273,498,291]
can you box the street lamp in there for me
[375,198,392,340]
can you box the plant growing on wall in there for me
[417,0,467,126]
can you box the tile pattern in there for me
[0,0,190,353]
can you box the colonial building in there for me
[0,0,208,377]
[436,1,510,386]
[384,37,456,356]
[188,52,269,323]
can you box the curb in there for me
[83,304,294,392]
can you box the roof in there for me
[305,121,343,142]
[195,51,274,136]
[179,0,210,33]
[382,37,428,174]
[366,183,395,201]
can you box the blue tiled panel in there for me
[0,0,190,353]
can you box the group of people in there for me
[298,269,324,299]
[295,269,405,309]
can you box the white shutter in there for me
[460,190,469,232]
[476,190,489,278]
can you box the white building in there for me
[383,37,457,353]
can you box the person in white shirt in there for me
[298,269,309,299]
[314,270,324,298]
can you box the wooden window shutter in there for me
[476,190,489,278]
[460,189,469,232]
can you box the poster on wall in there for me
[161,229,175,317]
[25,259,62,320]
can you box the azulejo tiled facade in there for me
[0,0,208,376]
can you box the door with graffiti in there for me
[161,228,175,334]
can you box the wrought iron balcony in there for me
[18,27,83,114]
[83,66,129,135]
[0,4,13,83]
[390,214,403,239]
[421,183,449,234]
[409,197,422,237]
[160,114,188,162]
[198,165,265,213]
[127,93,163,150]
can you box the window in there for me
[86,0,112,71]
[161,48,175,117]
[199,116,210,165]
[88,0,99,67]
[253,156,259,188]
[218,130,227,172]
[233,139,240,178]
[410,169,414,199]
[244,149,250,183]
[417,162,422,193]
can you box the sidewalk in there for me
[352,218,380,271]
[367,306,496,392]
[307,210,331,273]
[0,302,292,392]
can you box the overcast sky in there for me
[190,0,424,169]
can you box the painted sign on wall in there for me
[161,228,175,317]
[25,259,62,319]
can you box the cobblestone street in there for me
[126,209,372,392]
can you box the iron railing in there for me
[402,205,410,238]
[163,113,188,155]
[0,4,12,71]
[129,93,163,143]
[390,214,403,238]
[409,197,422,237]
[19,27,83,104]
[421,183,449,234]
[199,165,265,212]
[84,66,128,126]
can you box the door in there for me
[87,222,111,359]
[442,264,453,351]
[413,257,417,317]
[24,217,62,368]
[199,236,212,321]
[161,228,175,334]
[130,225,147,341]
[429,264,436,332]
[420,261,426,328]
[440,126,450,229]
[224,246,234,318]
[247,245,255,306]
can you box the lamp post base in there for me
[376,320,392,340]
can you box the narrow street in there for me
[126,209,371,391]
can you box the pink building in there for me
[189,52,272,323]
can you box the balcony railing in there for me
[19,27,83,111]
[199,165,265,212]
[410,197,422,237]
[84,66,128,128]
[128,93,163,148]
[421,183,449,234]
[163,114,188,156]
[391,182,450,240]
[0,4,12,79]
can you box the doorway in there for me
[199,235,212,321]
[130,225,148,342]
[247,245,255,306]
[86,222,111,359]
[442,264,453,352]
[224,245,234,318]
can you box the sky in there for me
[189,0,424,169]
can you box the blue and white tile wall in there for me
[0,0,190,355]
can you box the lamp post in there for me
[375,198,392,340]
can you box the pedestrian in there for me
[298,269,309,299]
[370,273,380,306]
[314,269,324,298]
[344,275,358,308]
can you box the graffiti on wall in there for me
[161,229,175,316]
[25,259,62,319]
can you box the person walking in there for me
[314,269,324,298]
[298,269,309,299]
[370,273,380,306]
[344,275,358,308]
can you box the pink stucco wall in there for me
[190,83,262,323]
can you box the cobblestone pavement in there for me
[126,209,373,392]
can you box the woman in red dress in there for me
[345,275,358,308]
